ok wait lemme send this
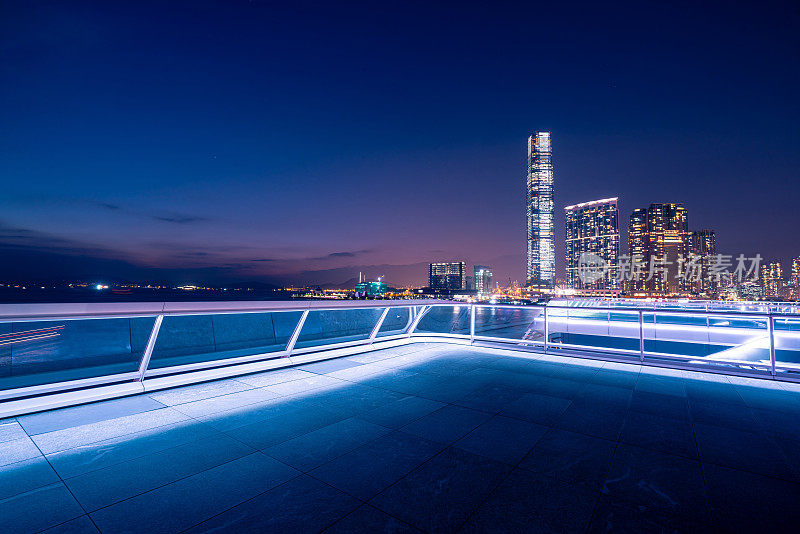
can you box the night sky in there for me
[1,1,798,287]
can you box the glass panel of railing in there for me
[473,306,544,343]
[0,316,156,391]
[294,308,385,349]
[413,305,471,335]
[547,308,639,354]
[545,307,568,345]
[643,312,770,373]
[148,311,302,369]
[375,306,416,338]
[774,317,800,376]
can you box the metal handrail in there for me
[2,298,795,322]
[0,299,447,322]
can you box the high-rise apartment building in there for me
[526,132,555,290]
[793,256,800,300]
[564,198,620,292]
[428,262,466,291]
[627,203,691,295]
[474,265,493,294]
[760,261,783,300]
[737,280,764,301]
[690,229,717,297]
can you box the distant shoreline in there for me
[0,287,298,304]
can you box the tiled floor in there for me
[2,342,800,533]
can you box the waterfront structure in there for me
[429,262,466,291]
[564,198,620,293]
[354,280,386,298]
[690,229,717,297]
[627,203,691,295]
[526,132,555,290]
[474,265,493,294]
[761,261,783,300]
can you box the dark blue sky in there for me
[1,1,798,286]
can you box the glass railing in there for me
[546,307,641,355]
[1,299,798,414]
[774,317,800,375]
[147,311,303,371]
[472,306,544,345]
[0,316,155,392]
[376,306,420,338]
[414,305,471,336]
[415,303,800,378]
[294,308,385,349]
[0,301,426,401]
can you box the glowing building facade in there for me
[793,256,800,300]
[526,132,555,290]
[689,229,717,297]
[627,203,691,295]
[564,198,620,292]
[760,261,783,300]
[474,265,493,294]
[429,262,466,291]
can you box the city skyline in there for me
[1,2,798,288]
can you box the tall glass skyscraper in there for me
[565,198,620,292]
[526,132,555,289]
[474,265,493,294]
[690,229,717,296]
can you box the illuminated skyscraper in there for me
[565,198,620,292]
[474,265,493,294]
[526,132,554,289]
[690,229,717,296]
[793,256,800,300]
[760,261,783,300]
[429,262,466,291]
[626,203,690,295]
[626,209,648,294]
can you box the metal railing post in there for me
[638,310,645,363]
[138,314,164,382]
[470,304,476,343]
[407,305,430,337]
[285,310,309,357]
[768,315,776,378]
[369,307,390,343]
[543,305,549,353]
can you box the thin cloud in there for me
[307,249,373,260]
[91,201,122,211]
[151,214,209,224]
